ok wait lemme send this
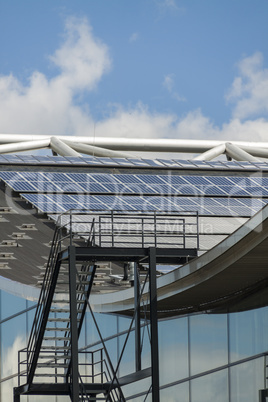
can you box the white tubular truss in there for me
[0,134,268,161]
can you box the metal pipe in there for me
[2,134,268,154]
[239,145,268,159]
[62,139,133,159]
[225,142,260,162]
[193,143,226,161]
[0,139,50,154]
[50,137,81,157]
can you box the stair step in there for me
[34,373,66,377]
[38,354,70,359]
[52,300,70,304]
[45,327,70,332]
[47,318,71,322]
[49,308,83,314]
[41,345,71,350]
[43,336,70,341]
[79,398,106,401]
[37,363,69,368]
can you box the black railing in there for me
[18,347,108,387]
[56,209,200,250]
[20,209,199,389]
[25,222,63,384]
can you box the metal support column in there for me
[68,245,80,402]
[259,389,268,402]
[13,390,20,402]
[149,248,160,402]
[134,262,141,372]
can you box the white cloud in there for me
[157,0,180,12]
[0,16,111,136]
[129,32,139,43]
[163,74,175,93]
[1,16,268,154]
[226,52,268,120]
[163,74,186,102]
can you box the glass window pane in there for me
[229,307,268,361]
[1,291,27,320]
[189,314,228,375]
[191,369,228,402]
[230,357,265,402]
[122,377,152,401]
[1,314,26,378]
[159,316,188,385]
[160,382,189,402]
[118,331,135,377]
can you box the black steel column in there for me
[149,247,160,402]
[13,390,20,402]
[69,246,79,402]
[134,262,141,372]
[259,389,268,402]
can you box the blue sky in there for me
[0,0,268,143]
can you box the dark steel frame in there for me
[14,210,199,401]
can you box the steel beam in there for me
[71,246,197,264]
[149,247,160,402]
[68,245,80,402]
[134,262,142,372]
[259,389,268,402]
[13,390,20,402]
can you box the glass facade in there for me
[0,288,267,402]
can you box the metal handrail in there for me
[54,209,199,250]
[21,209,199,387]
[25,223,62,382]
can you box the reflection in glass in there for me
[93,312,118,338]
[1,314,26,378]
[159,316,188,386]
[118,331,135,377]
[229,307,268,361]
[189,314,228,375]
[160,381,189,402]
[230,357,265,402]
[1,290,27,320]
[191,369,228,402]
[122,377,152,401]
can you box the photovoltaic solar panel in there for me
[192,161,213,169]
[20,192,266,217]
[1,170,268,198]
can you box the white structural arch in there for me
[2,134,268,161]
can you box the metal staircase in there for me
[15,212,123,401]
[14,209,199,402]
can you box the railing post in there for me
[70,210,73,246]
[111,211,114,247]
[183,218,186,248]
[196,212,200,250]
[134,263,141,372]
[93,220,95,246]
[92,350,95,383]
[149,247,160,402]
[99,216,101,247]
[154,212,157,247]
[141,217,144,248]
[68,245,79,402]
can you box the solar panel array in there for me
[0,170,267,217]
[0,154,268,170]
